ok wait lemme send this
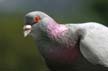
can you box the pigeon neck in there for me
[47,21,68,39]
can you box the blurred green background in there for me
[0,0,108,71]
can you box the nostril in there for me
[24,28,31,31]
[23,25,32,31]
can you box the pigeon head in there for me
[23,11,56,37]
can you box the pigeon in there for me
[23,11,108,71]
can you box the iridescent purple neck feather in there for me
[46,19,68,39]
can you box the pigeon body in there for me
[68,23,108,67]
[23,11,108,71]
[79,23,108,67]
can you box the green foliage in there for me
[0,13,47,71]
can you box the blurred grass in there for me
[0,13,47,71]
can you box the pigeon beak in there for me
[23,25,32,37]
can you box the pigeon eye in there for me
[34,16,41,23]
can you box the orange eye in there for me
[34,16,41,23]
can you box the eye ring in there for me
[34,16,41,23]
